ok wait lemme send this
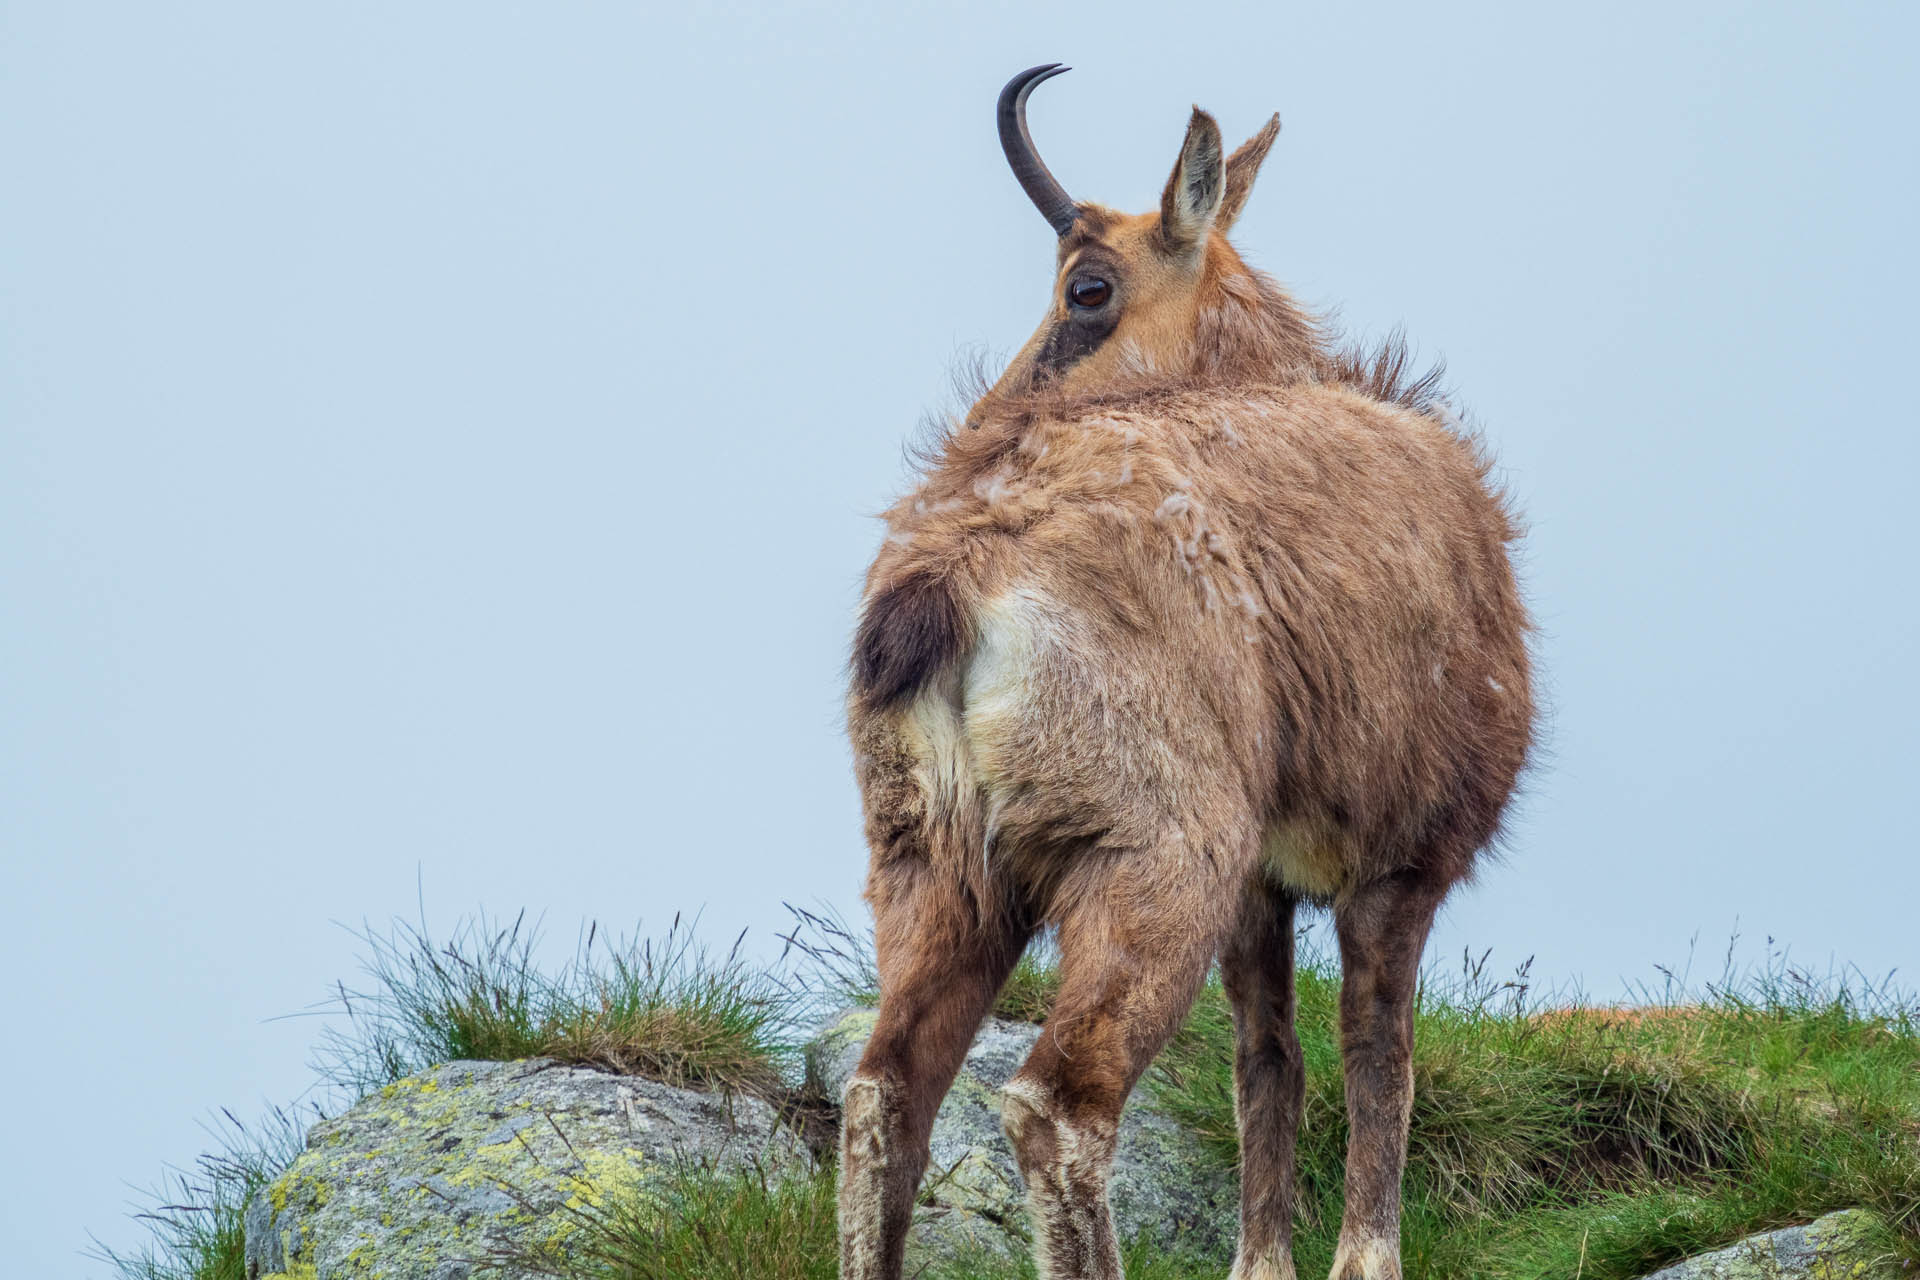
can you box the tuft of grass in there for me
[779,904,879,1015]
[489,1156,842,1280]
[780,904,1059,1026]
[993,941,1063,1025]
[312,911,800,1101]
[87,1107,311,1280]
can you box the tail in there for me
[852,568,970,707]
[852,564,1007,918]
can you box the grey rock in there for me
[811,1008,1237,1263]
[244,1058,810,1279]
[1637,1209,1899,1279]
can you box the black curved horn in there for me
[997,64,1079,236]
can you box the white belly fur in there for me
[1260,815,1350,899]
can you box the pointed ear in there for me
[1217,113,1280,234]
[1159,107,1225,256]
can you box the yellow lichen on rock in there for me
[255,1264,319,1280]
[241,1058,811,1277]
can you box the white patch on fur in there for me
[1000,1077,1123,1280]
[1151,484,1264,623]
[1260,817,1350,899]
[1157,489,1221,574]
[974,466,1022,506]
[1229,1250,1298,1280]
[963,588,1055,787]
[896,587,1061,841]
[1113,336,1159,379]
[1000,1073,1051,1126]
[998,1081,1066,1280]
[838,1076,891,1280]
[902,682,975,819]
[1329,1233,1400,1280]
[911,496,964,517]
[983,793,1007,872]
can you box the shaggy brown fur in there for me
[839,97,1533,1280]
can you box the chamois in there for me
[839,65,1533,1280]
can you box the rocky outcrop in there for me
[1637,1210,1900,1279]
[809,1008,1238,1263]
[244,1058,809,1280]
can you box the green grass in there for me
[785,905,1061,1026]
[1143,938,1920,1279]
[482,921,1920,1280]
[98,914,1920,1280]
[992,945,1065,1026]
[488,1156,843,1280]
[485,1156,1219,1280]
[87,1108,310,1280]
[314,911,801,1102]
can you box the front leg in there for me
[1328,869,1447,1280]
[1222,881,1305,1280]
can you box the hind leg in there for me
[999,826,1247,1280]
[838,853,1031,1280]
[1222,880,1305,1280]
[1327,869,1448,1280]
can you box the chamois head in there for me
[977,65,1309,419]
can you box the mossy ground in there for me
[98,913,1920,1280]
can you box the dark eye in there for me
[1068,277,1111,309]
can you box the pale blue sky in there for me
[4,2,1916,1271]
